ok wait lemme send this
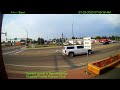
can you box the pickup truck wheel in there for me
[88,50,92,55]
[69,52,74,57]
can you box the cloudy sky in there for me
[1,14,120,41]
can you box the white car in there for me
[62,45,92,57]
[111,40,116,43]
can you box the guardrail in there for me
[88,54,120,75]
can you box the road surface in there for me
[2,42,120,78]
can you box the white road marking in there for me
[5,63,87,68]
[8,49,24,55]
[3,47,25,55]
[13,49,24,54]
[3,49,20,55]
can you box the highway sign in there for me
[83,37,91,49]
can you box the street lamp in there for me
[21,26,28,46]
[72,22,74,46]
[62,33,63,47]
[25,29,28,46]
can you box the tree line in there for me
[95,35,120,40]
[2,35,120,45]
[32,37,67,45]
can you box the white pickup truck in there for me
[62,45,92,57]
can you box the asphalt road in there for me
[2,42,120,76]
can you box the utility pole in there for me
[72,22,74,46]
[62,33,63,47]
[40,38,41,45]
[20,25,28,46]
[26,28,28,46]
[47,35,48,45]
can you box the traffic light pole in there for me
[21,25,28,46]
[62,33,63,48]
[72,22,74,46]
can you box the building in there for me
[5,38,32,46]
[66,39,83,45]
[66,38,96,45]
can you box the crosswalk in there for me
[3,48,25,55]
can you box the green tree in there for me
[111,36,115,40]
[95,36,101,39]
[40,38,44,44]
[56,39,59,43]
[115,36,120,41]
[44,40,47,42]
[63,38,66,42]
[91,37,95,39]
[20,39,26,42]
[102,36,105,39]
[108,36,112,39]
[72,36,75,39]
[59,38,62,43]
[104,36,107,39]
[38,37,40,45]
[33,40,37,44]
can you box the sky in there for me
[1,14,120,41]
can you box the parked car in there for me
[111,40,116,43]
